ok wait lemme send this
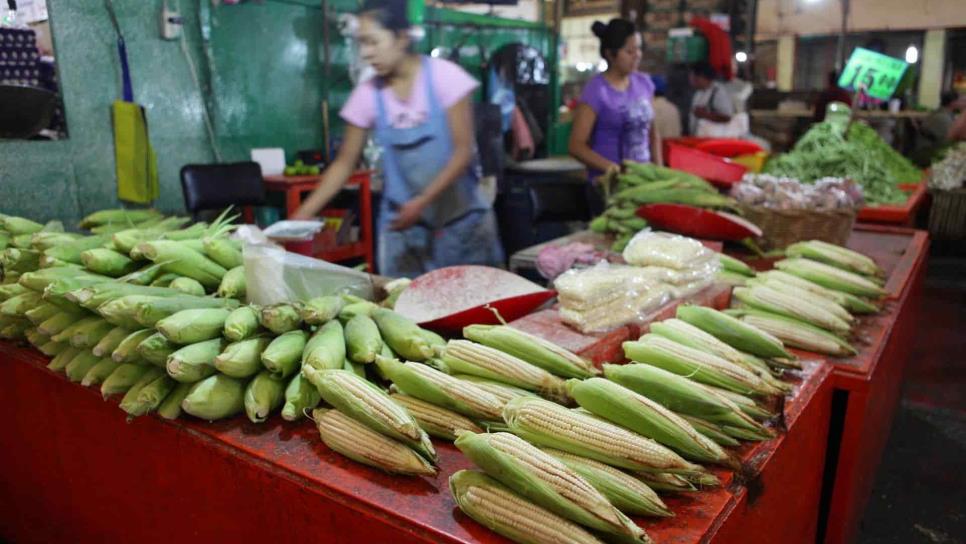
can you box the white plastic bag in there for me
[242,243,374,306]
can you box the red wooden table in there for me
[0,341,833,544]
[263,171,374,270]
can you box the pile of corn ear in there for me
[1,209,886,544]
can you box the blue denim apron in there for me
[373,57,504,278]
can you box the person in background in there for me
[813,70,853,122]
[911,91,962,164]
[293,0,503,277]
[569,17,662,186]
[651,75,682,140]
[689,61,735,135]
[949,107,966,142]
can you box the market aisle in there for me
[858,257,966,543]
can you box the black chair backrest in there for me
[180,162,266,217]
[528,181,592,224]
[474,102,505,180]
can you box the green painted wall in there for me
[0,0,555,226]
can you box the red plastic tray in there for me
[667,143,748,188]
[695,139,763,158]
[857,181,927,225]
[636,203,762,241]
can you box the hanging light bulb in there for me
[905,45,919,64]
[735,51,748,63]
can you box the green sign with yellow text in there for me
[838,47,909,100]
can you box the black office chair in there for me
[180,162,267,222]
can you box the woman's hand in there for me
[594,163,621,185]
[390,196,427,230]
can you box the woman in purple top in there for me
[569,18,662,181]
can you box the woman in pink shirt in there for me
[295,0,502,277]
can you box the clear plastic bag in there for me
[621,230,716,270]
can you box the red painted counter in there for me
[0,341,832,544]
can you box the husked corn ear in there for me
[449,470,607,544]
[371,308,433,361]
[775,258,886,298]
[676,304,792,359]
[453,374,539,405]
[312,408,437,476]
[734,286,851,334]
[785,240,882,277]
[544,448,672,518]
[300,295,344,325]
[281,373,321,421]
[389,393,483,440]
[443,340,569,402]
[244,370,286,423]
[748,278,854,324]
[455,432,647,541]
[302,367,437,463]
[624,335,773,396]
[182,374,247,421]
[737,309,857,357]
[680,416,741,447]
[503,396,704,475]
[374,355,504,420]
[462,324,598,379]
[568,378,734,467]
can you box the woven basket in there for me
[928,188,966,239]
[739,205,857,250]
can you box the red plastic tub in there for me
[667,143,748,188]
[695,139,763,158]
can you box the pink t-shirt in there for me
[340,57,479,130]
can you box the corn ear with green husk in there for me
[0,283,27,302]
[1,247,40,272]
[312,408,437,476]
[1,216,44,235]
[69,319,115,349]
[758,270,879,314]
[389,393,483,440]
[303,319,345,371]
[733,285,851,334]
[136,240,227,289]
[96,295,164,326]
[168,277,206,296]
[100,363,150,398]
[137,332,177,366]
[68,281,180,310]
[676,304,792,359]
[695,383,774,433]
[79,209,162,230]
[339,300,379,322]
[775,258,887,298]
[224,306,260,341]
[42,234,113,265]
[261,330,309,379]
[19,267,104,293]
[567,378,735,468]
[244,370,286,423]
[503,396,705,475]
[80,248,138,277]
[375,356,505,420]
[785,240,882,277]
[38,340,67,357]
[718,253,754,276]
[25,326,47,346]
[302,368,436,463]
[721,424,774,441]
[300,295,344,325]
[729,308,857,357]
[281,373,321,421]
[92,326,133,357]
[47,346,81,372]
[455,432,648,542]
[203,237,243,269]
[112,329,154,363]
[258,303,302,334]
[462,324,598,379]
[214,336,271,378]
[636,472,698,493]
[158,382,193,420]
[118,263,166,286]
[442,340,569,402]
[65,350,103,383]
[81,357,121,387]
[679,416,741,447]
[134,296,238,328]
[181,374,247,421]
[1,290,43,317]
[123,374,178,418]
[345,314,382,364]
[217,266,246,299]
[0,319,29,340]
[371,308,433,361]
[118,367,166,415]
[156,308,231,344]
[747,277,854,323]
[166,338,224,383]
[705,386,775,421]
[544,448,672,517]
[49,315,101,343]
[449,470,609,544]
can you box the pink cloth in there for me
[340,57,479,130]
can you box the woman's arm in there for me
[948,110,966,142]
[389,94,476,230]
[569,103,618,174]
[292,124,368,219]
[650,119,663,166]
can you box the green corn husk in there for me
[733,285,851,334]
[134,295,238,328]
[224,306,260,342]
[244,370,286,423]
[718,253,755,276]
[81,357,121,387]
[281,373,322,421]
[371,309,433,361]
[774,258,887,298]
[731,308,858,357]
[70,319,115,349]
[261,330,309,379]
[785,240,882,277]
[302,319,346,371]
[118,263,166,286]
[217,266,246,299]
[112,329,155,363]
[137,332,178,366]
[463,324,598,379]
[118,367,166,416]
[69,282,181,310]
[156,308,231,344]
[137,240,228,289]
[0,319,30,340]
[97,295,165,326]
[503,396,705,476]
[454,431,647,541]
[1,216,44,235]
[721,424,774,442]
[100,363,151,398]
[302,367,436,463]
[181,374,247,421]
[343,358,367,378]
[695,385,773,433]
[420,328,446,348]
[157,382,193,420]
[676,304,792,359]
[422,357,451,374]
[1,290,43,317]
[567,378,735,468]
[345,314,382,364]
[24,302,60,325]
[374,355,504,421]
[126,373,179,417]
[42,278,108,313]
[339,300,379,322]
[203,237,243,269]
[65,350,102,383]
[169,277,206,296]
[681,416,742,447]
[92,326,133,357]
[50,316,102,343]
[0,283,28,302]
[1,248,41,272]
[543,448,672,518]
[79,209,162,229]
[448,470,606,544]
[259,303,303,334]
[80,248,138,277]
[150,273,180,287]
[25,326,48,346]
[47,346,81,372]
[42,234,113,265]
[300,295,344,325]
[706,386,776,421]
[214,336,271,378]
[636,472,698,493]
[166,338,224,383]
[38,340,67,357]
[19,267,104,292]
